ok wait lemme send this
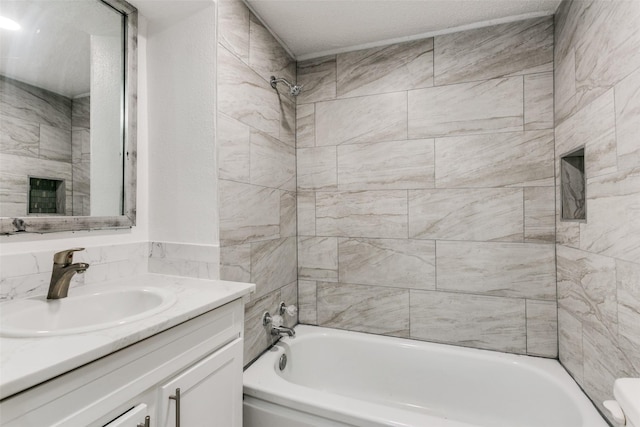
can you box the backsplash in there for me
[296,16,557,357]
[148,242,220,280]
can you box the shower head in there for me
[270,76,303,97]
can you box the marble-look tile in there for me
[244,291,279,364]
[219,180,280,245]
[555,89,616,179]
[337,139,434,191]
[220,244,251,283]
[317,282,409,336]
[435,130,554,188]
[558,307,584,384]
[0,272,51,301]
[408,188,523,242]
[296,55,337,104]
[279,93,296,147]
[524,187,555,243]
[217,0,250,64]
[39,125,71,162]
[561,156,585,220]
[250,237,297,300]
[436,241,556,299]
[524,72,553,130]
[279,281,299,328]
[614,66,640,171]
[297,146,337,191]
[338,238,435,290]
[72,161,90,196]
[298,280,317,324]
[298,236,338,282]
[0,115,39,157]
[557,245,617,337]
[526,300,558,357]
[71,96,90,129]
[554,49,577,124]
[337,39,433,98]
[316,92,407,146]
[218,113,250,183]
[296,103,315,148]
[410,290,527,353]
[250,130,295,191]
[297,191,316,236]
[280,191,296,238]
[574,0,640,112]
[408,77,523,139]
[249,14,295,84]
[315,190,408,238]
[217,46,279,136]
[434,16,553,85]
[72,129,90,164]
[617,259,640,373]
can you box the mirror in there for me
[0,0,137,234]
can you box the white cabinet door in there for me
[158,338,243,427]
[103,404,149,427]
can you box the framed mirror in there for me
[0,0,137,234]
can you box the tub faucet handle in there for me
[279,301,298,317]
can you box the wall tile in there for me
[408,77,523,139]
[244,291,279,364]
[436,241,556,299]
[296,103,315,148]
[298,236,338,282]
[39,125,71,162]
[0,115,39,157]
[217,0,250,64]
[248,14,295,84]
[297,146,337,191]
[337,39,434,98]
[220,244,251,283]
[297,191,316,236]
[279,94,296,147]
[337,139,434,191]
[148,242,220,280]
[408,188,523,242]
[250,131,296,191]
[316,190,408,238]
[317,282,409,336]
[410,290,526,353]
[219,179,280,245]
[250,237,297,300]
[280,191,296,238]
[614,66,640,171]
[526,300,558,357]
[617,259,640,373]
[71,96,90,129]
[218,113,250,183]
[434,16,553,85]
[435,130,554,188]
[298,280,317,324]
[524,72,554,130]
[558,307,584,384]
[524,187,555,243]
[554,49,577,124]
[316,92,407,146]
[338,238,435,290]
[296,55,337,104]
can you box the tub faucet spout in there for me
[47,248,89,300]
[271,326,295,337]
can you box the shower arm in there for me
[270,76,303,96]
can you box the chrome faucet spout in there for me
[271,325,295,337]
[47,248,89,300]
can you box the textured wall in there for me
[216,0,298,365]
[554,0,640,420]
[296,16,558,357]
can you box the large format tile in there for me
[524,187,555,243]
[408,77,523,139]
[436,241,556,299]
[526,300,558,357]
[296,103,315,148]
[316,92,407,146]
[338,238,435,289]
[558,307,584,384]
[435,130,554,188]
[408,188,523,242]
[617,259,640,373]
[244,291,279,364]
[39,125,71,162]
[614,66,640,171]
[315,190,408,238]
[297,191,316,236]
[217,113,250,183]
[248,14,295,84]
[337,139,434,191]
[410,290,526,353]
[298,280,317,324]
[297,146,337,191]
[251,237,297,300]
[337,39,433,98]
[557,245,617,337]
[298,236,338,282]
[0,115,38,157]
[220,243,251,283]
[317,282,409,336]
[296,55,337,104]
[217,0,250,64]
[434,16,553,85]
[250,131,296,191]
[524,72,554,130]
[554,49,577,124]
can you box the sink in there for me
[0,286,178,337]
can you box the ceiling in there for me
[244,0,563,60]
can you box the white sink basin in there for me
[0,286,178,337]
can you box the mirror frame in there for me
[0,0,138,235]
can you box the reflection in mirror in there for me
[0,0,137,234]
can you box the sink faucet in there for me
[47,248,89,299]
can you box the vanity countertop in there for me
[0,273,255,400]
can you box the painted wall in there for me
[71,96,91,216]
[216,0,298,364]
[554,0,640,421]
[295,16,557,357]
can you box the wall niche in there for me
[560,148,586,221]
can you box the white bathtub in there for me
[243,325,608,427]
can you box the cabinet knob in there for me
[169,387,181,427]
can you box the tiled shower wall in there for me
[296,16,558,357]
[554,0,640,419]
[216,0,298,364]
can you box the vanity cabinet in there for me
[0,299,245,427]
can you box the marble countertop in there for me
[0,273,255,400]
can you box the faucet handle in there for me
[53,248,85,264]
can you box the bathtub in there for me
[243,325,608,427]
